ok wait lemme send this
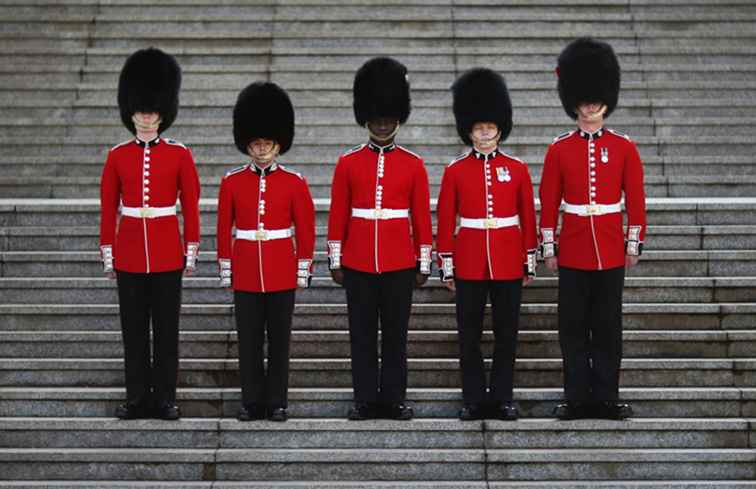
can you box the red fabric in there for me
[216,164,315,292]
[436,150,538,280]
[327,144,433,273]
[99,138,200,273]
[539,129,646,270]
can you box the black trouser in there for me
[234,289,295,409]
[343,267,415,405]
[115,269,183,408]
[558,266,625,402]
[455,278,523,405]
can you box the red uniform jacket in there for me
[327,142,433,275]
[436,149,538,281]
[216,162,315,293]
[539,128,647,271]
[100,137,201,273]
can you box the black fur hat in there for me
[452,68,513,146]
[118,48,181,134]
[557,37,620,120]
[233,81,295,155]
[353,57,411,126]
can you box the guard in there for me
[100,48,201,420]
[217,81,315,422]
[539,37,647,420]
[327,57,433,420]
[437,68,538,420]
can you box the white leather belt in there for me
[236,228,293,241]
[352,208,409,220]
[563,202,622,217]
[460,216,520,229]
[121,205,176,219]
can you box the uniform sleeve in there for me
[518,163,538,275]
[99,149,120,248]
[216,175,234,261]
[326,157,350,269]
[435,165,457,280]
[293,176,316,261]
[411,159,433,274]
[178,148,201,251]
[623,141,646,255]
[538,144,562,258]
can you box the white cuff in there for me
[439,253,454,282]
[100,245,114,273]
[419,245,432,275]
[185,242,199,269]
[219,258,231,287]
[526,250,537,277]
[297,259,312,288]
[327,241,342,270]
[540,228,556,258]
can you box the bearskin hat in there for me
[353,57,411,127]
[557,37,621,120]
[452,68,513,146]
[118,48,181,134]
[233,81,295,156]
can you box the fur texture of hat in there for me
[353,57,411,126]
[452,68,513,146]
[233,81,295,155]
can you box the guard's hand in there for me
[545,257,559,272]
[331,269,344,285]
[625,255,640,268]
[444,279,456,292]
[522,276,534,286]
[106,271,116,280]
[415,273,428,288]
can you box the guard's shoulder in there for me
[341,144,366,158]
[396,145,422,161]
[447,150,471,167]
[278,164,304,180]
[224,164,248,179]
[551,131,575,145]
[500,151,526,166]
[607,128,633,142]
[110,139,134,152]
[163,138,188,150]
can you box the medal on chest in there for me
[496,166,511,182]
[601,147,609,164]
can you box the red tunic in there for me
[327,142,433,274]
[436,149,538,281]
[539,128,647,271]
[99,137,200,273]
[216,163,315,293]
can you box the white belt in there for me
[563,202,622,217]
[236,228,293,241]
[121,205,176,219]
[460,216,520,229]
[352,208,409,220]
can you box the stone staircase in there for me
[1,0,756,487]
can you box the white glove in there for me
[297,259,312,288]
[219,259,232,288]
[185,243,199,274]
[101,245,115,278]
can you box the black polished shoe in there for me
[237,404,266,422]
[553,401,589,420]
[386,403,414,420]
[114,403,148,420]
[347,402,376,421]
[268,407,288,422]
[458,403,486,421]
[495,401,520,421]
[595,401,633,420]
[156,403,181,420]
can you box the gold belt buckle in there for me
[485,218,497,229]
[139,207,152,218]
[586,205,600,216]
[374,209,384,219]
[255,230,268,240]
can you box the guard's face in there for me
[132,112,161,132]
[247,138,280,164]
[576,102,607,122]
[470,122,500,151]
[367,117,399,141]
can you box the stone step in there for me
[1,276,755,305]
[0,483,754,489]
[1,357,753,388]
[1,417,754,449]
[3,250,756,278]
[1,386,752,419]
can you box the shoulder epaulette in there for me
[500,151,526,165]
[448,150,471,167]
[279,164,303,179]
[607,128,632,141]
[163,138,188,149]
[110,139,134,151]
[552,131,575,144]
[397,145,422,160]
[224,165,248,178]
[341,144,366,157]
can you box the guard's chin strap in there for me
[132,114,161,132]
[578,104,608,122]
[368,123,400,143]
[471,130,501,154]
